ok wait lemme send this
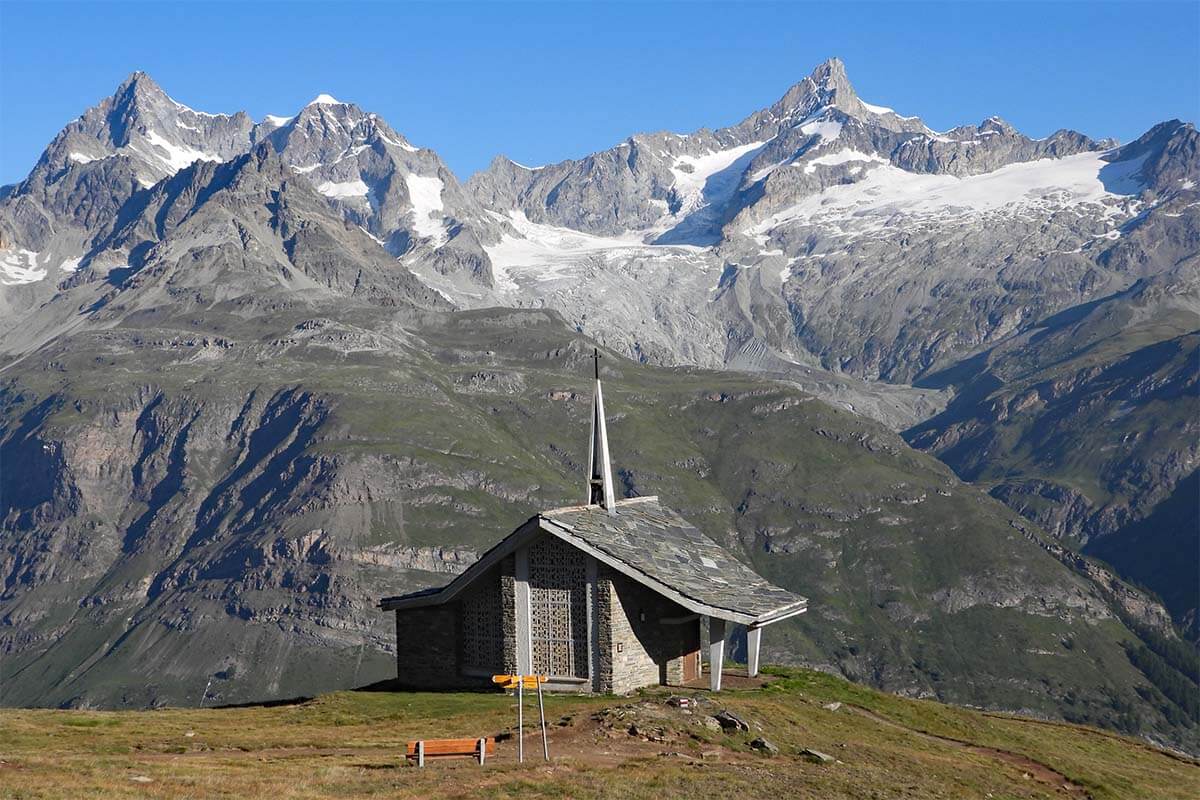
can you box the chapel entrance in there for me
[527,536,589,678]
[682,648,701,683]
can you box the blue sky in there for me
[1,1,1197,185]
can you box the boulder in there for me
[801,748,835,764]
[714,710,750,732]
[749,737,779,754]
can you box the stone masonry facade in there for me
[394,535,702,694]
[597,565,701,694]
[394,558,517,688]
[393,604,463,689]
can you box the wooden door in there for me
[682,649,700,683]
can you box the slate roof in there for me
[381,496,807,625]
[540,497,807,622]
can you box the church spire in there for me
[586,348,617,514]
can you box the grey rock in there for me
[714,710,750,731]
[749,737,779,754]
[801,748,835,763]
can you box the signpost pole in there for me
[517,675,525,764]
[537,675,549,761]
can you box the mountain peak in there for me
[117,70,156,88]
[769,57,862,122]
[113,70,168,104]
[980,115,1017,133]
[810,57,849,87]
[760,58,931,135]
[307,93,343,106]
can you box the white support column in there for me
[708,616,726,692]
[585,555,600,692]
[515,546,532,674]
[746,626,762,678]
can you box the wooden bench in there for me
[406,737,495,767]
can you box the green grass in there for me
[0,668,1194,799]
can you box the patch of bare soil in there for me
[537,694,750,767]
[677,670,776,691]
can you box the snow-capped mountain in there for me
[262,94,501,286]
[467,58,1115,245]
[0,73,498,305]
[458,58,1196,385]
[2,58,1195,390]
[3,58,1195,411]
[26,71,257,188]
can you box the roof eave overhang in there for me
[750,600,809,627]
[377,516,543,611]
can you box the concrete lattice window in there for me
[460,573,504,672]
[528,537,588,678]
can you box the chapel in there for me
[379,353,808,692]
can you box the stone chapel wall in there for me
[393,605,461,689]
[599,566,701,694]
[393,557,516,688]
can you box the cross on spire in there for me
[586,347,616,514]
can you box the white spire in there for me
[586,348,616,514]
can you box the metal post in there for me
[537,675,549,761]
[517,675,524,763]
[417,739,425,768]
[478,737,486,765]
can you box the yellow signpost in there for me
[491,674,548,689]
[492,674,550,762]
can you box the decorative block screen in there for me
[460,571,504,672]
[528,537,589,678]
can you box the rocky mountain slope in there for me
[1,300,1192,749]
[0,61,1196,750]
[0,73,493,326]
[907,265,1200,632]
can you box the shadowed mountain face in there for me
[0,60,1196,750]
[906,268,1200,632]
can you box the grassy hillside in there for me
[907,279,1199,634]
[0,305,1191,750]
[0,667,1195,800]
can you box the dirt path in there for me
[846,704,1091,798]
[978,711,1200,767]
